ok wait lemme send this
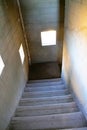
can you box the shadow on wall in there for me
[58,0,65,72]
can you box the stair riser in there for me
[22,90,69,98]
[11,112,87,130]
[28,78,62,83]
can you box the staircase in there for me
[10,78,87,130]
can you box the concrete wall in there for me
[62,0,87,119]
[20,0,65,64]
[0,0,29,129]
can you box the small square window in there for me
[19,44,25,64]
[41,30,56,46]
[0,55,5,76]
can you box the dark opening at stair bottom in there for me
[29,62,61,80]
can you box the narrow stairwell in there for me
[10,78,87,130]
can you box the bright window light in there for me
[0,55,5,76]
[41,30,56,46]
[19,44,25,64]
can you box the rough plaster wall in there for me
[62,0,87,118]
[0,0,28,129]
[20,0,64,64]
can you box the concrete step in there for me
[11,112,87,130]
[19,95,73,106]
[27,80,64,87]
[25,84,65,92]
[28,78,62,83]
[15,102,79,117]
[22,89,69,98]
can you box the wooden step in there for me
[19,95,73,106]
[22,89,69,98]
[15,102,79,117]
[25,84,65,92]
[11,112,87,130]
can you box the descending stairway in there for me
[10,78,87,130]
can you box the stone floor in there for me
[29,62,61,80]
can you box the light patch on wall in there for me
[0,55,5,76]
[19,44,25,64]
[41,30,56,46]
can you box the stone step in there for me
[22,89,69,98]
[19,95,73,106]
[11,112,87,130]
[25,84,65,92]
[15,102,79,117]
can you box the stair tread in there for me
[12,112,85,120]
[19,95,73,106]
[23,89,69,98]
[25,85,65,92]
[21,94,72,100]
[11,112,87,129]
[17,102,77,109]
[24,89,69,94]
[15,102,79,117]
[26,81,64,87]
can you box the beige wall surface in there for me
[62,0,87,118]
[0,0,28,129]
[20,0,65,64]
